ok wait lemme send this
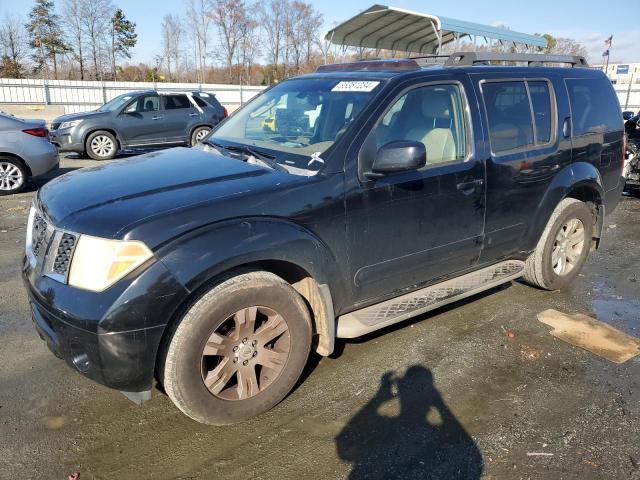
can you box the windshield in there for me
[210,78,380,172]
[98,93,135,112]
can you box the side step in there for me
[337,260,525,338]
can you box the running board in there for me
[337,260,525,338]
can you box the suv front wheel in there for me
[523,198,594,290]
[161,270,312,425]
[86,131,118,160]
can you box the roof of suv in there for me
[301,53,600,81]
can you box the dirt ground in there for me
[1,156,639,480]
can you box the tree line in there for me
[0,0,590,85]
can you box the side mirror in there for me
[367,140,426,178]
[623,111,634,121]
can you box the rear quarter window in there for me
[566,78,622,136]
[194,97,209,108]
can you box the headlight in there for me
[59,119,82,129]
[68,235,153,292]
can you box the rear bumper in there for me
[27,140,59,177]
[604,176,626,215]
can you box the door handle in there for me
[456,178,484,194]
[152,115,163,120]
[189,113,199,117]
[562,116,571,138]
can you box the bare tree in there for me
[161,14,183,80]
[0,14,29,77]
[62,0,85,79]
[186,0,213,82]
[237,9,259,85]
[210,0,246,81]
[80,0,114,80]
[258,0,287,82]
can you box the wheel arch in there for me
[0,152,32,176]
[82,128,121,151]
[155,218,343,365]
[527,161,604,252]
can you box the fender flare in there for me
[156,217,345,355]
[527,162,604,250]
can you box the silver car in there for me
[0,112,59,195]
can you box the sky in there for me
[1,0,637,65]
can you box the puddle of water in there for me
[592,298,640,337]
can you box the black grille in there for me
[53,233,77,276]
[31,214,48,257]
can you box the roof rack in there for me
[444,52,589,67]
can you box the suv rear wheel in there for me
[523,198,594,290]
[191,126,211,146]
[86,131,118,160]
[162,271,312,425]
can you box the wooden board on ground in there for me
[537,309,640,364]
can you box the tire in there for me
[162,270,312,425]
[191,126,211,146]
[86,131,118,160]
[0,156,28,195]
[523,198,594,290]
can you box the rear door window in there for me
[483,80,555,153]
[483,81,534,153]
[529,81,552,144]
[566,78,622,136]
[193,96,209,108]
[164,95,192,110]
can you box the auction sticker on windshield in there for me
[332,81,380,92]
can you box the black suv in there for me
[24,53,625,424]
[49,91,227,160]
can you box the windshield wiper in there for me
[206,141,288,172]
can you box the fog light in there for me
[72,353,90,373]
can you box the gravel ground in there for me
[1,155,639,480]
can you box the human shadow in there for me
[336,366,483,480]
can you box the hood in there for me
[38,147,298,242]
[53,110,106,124]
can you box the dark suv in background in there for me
[50,91,227,160]
[24,52,625,425]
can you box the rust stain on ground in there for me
[537,309,640,364]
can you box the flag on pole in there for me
[604,35,613,48]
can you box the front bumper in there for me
[23,256,189,393]
[49,128,84,154]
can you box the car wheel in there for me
[523,198,594,290]
[161,270,312,425]
[86,131,118,160]
[0,157,27,195]
[191,126,211,146]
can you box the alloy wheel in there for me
[201,306,291,401]
[90,135,115,158]
[552,218,585,275]
[0,162,24,191]
[195,128,210,143]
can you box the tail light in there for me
[23,127,49,138]
[223,107,229,118]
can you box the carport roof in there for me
[325,4,547,54]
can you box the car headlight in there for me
[59,119,82,129]
[68,235,153,292]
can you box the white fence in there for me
[615,83,640,111]
[1,77,637,115]
[0,78,265,114]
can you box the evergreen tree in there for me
[110,8,137,80]
[26,0,69,79]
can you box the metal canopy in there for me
[325,4,547,54]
